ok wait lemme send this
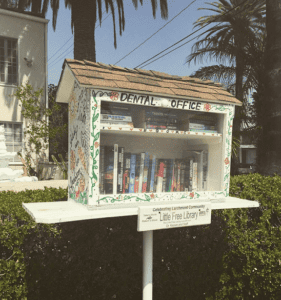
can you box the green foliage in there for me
[1,174,281,299]
[48,84,68,162]
[14,83,62,177]
[0,187,67,299]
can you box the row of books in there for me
[101,102,134,128]
[99,145,208,195]
[100,102,218,133]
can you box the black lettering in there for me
[120,93,127,101]
[151,97,156,106]
[171,100,177,108]
[196,102,201,110]
[133,95,139,104]
[177,100,183,108]
[143,96,150,105]
[183,101,189,109]
[128,94,134,103]
[191,102,196,109]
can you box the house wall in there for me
[0,9,48,166]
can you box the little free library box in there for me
[23,59,259,224]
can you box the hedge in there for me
[1,174,281,299]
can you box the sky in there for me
[47,0,216,86]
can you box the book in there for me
[203,150,208,191]
[166,159,175,192]
[149,155,157,192]
[189,129,218,133]
[189,123,216,130]
[129,154,137,193]
[134,153,141,193]
[104,146,114,194]
[100,146,105,194]
[176,160,181,192]
[113,144,118,194]
[123,153,131,193]
[192,162,198,191]
[142,152,150,192]
[138,153,146,193]
[189,159,193,191]
[156,160,166,193]
[101,114,132,122]
[101,123,134,129]
[117,147,124,193]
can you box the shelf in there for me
[100,127,223,141]
[22,197,259,224]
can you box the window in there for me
[0,37,17,85]
[0,122,23,162]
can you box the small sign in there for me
[137,202,211,231]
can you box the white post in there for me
[143,230,153,300]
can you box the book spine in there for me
[141,152,150,193]
[180,162,185,191]
[176,161,181,191]
[149,155,157,192]
[113,144,118,194]
[138,153,145,193]
[189,123,216,130]
[189,129,218,133]
[156,160,165,193]
[134,154,141,193]
[123,153,131,193]
[100,146,105,194]
[162,161,168,192]
[203,151,208,191]
[189,159,193,191]
[101,114,132,122]
[104,146,114,194]
[129,154,136,193]
[117,147,124,193]
[192,162,198,191]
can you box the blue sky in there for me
[47,0,216,86]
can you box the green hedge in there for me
[1,174,281,299]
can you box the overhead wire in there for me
[134,0,251,69]
[114,0,197,65]
[48,2,114,68]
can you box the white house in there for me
[0,8,48,172]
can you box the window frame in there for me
[0,36,18,86]
[0,121,23,163]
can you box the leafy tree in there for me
[187,0,265,174]
[48,84,68,162]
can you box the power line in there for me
[48,36,72,63]
[134,0,250,69]
[114,0,197,65]
[48,2,114,67]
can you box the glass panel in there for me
[5,134,13,142]
[14,124,21,134]
[0,38,4,47]
[5,124,13,133]
[6,145,13,152]
[14,134,22,142]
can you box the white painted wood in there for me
[143,231,153,300]
[22,197,259,224]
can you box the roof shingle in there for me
[63,58,242,106]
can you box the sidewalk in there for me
[0,180,68,193]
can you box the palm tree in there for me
[186,0,265,174]
[258,0,281,175]
[1,0,168,62]
[52,0,168,62]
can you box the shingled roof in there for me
[60,59,242,106]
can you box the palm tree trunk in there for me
[231,47,244,175]
[259,1,281,175]
[72,0,97,62]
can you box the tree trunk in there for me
[72,0,97,62]
[231,46,244,176]
[259,0,281,176]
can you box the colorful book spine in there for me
[123,153,131,193]
[142,152,150,192]
[134,154,141,193]
[117,147,124,193]
[149,155,157,192]
[129,154,136,193]
[203,151,208,191]
[113,144,118,194]
[189,159,193,191]
[100,145,105,194]
[138,153,146,193]
[189,123,216,130]
[176,160,181,192]
[104,146,114,194]
[101,114,132,122]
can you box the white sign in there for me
[137,202,211,231]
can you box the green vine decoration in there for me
[212,105,227,111]
[89,97,100,198]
